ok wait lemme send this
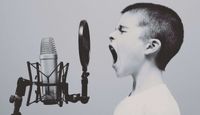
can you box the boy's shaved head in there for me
[121,3,184,70]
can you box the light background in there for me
[0,0,199,115]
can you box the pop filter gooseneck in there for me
[79,20,90,72]
[78,20,90,104]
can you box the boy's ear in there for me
[145,39,161,55]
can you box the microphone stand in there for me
[81,69,90,104]
[9,78,31,115]
[63,68,90,104]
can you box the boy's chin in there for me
[112,63,133,78]
[115,69,131,78]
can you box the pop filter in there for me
[78,20,90,72]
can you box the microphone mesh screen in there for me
[40,37,57,55]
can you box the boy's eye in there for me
[118,25,126,33]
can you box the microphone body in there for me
[40,37,58,101]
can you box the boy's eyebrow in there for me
[119,25,128,29]
[115,25,128,30]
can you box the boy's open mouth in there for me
[109,45,117,64]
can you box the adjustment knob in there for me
[9,95,15,103]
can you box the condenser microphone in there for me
[40,37,58,101]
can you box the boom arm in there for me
[9,77,31,115]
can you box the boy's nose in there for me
[109,31,118,42]
[109,36,115,42]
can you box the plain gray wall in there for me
[0,0,199,115]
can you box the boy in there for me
[109,3,183,115]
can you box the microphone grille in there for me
[40,37,57,55]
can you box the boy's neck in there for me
[131,61,164,96]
